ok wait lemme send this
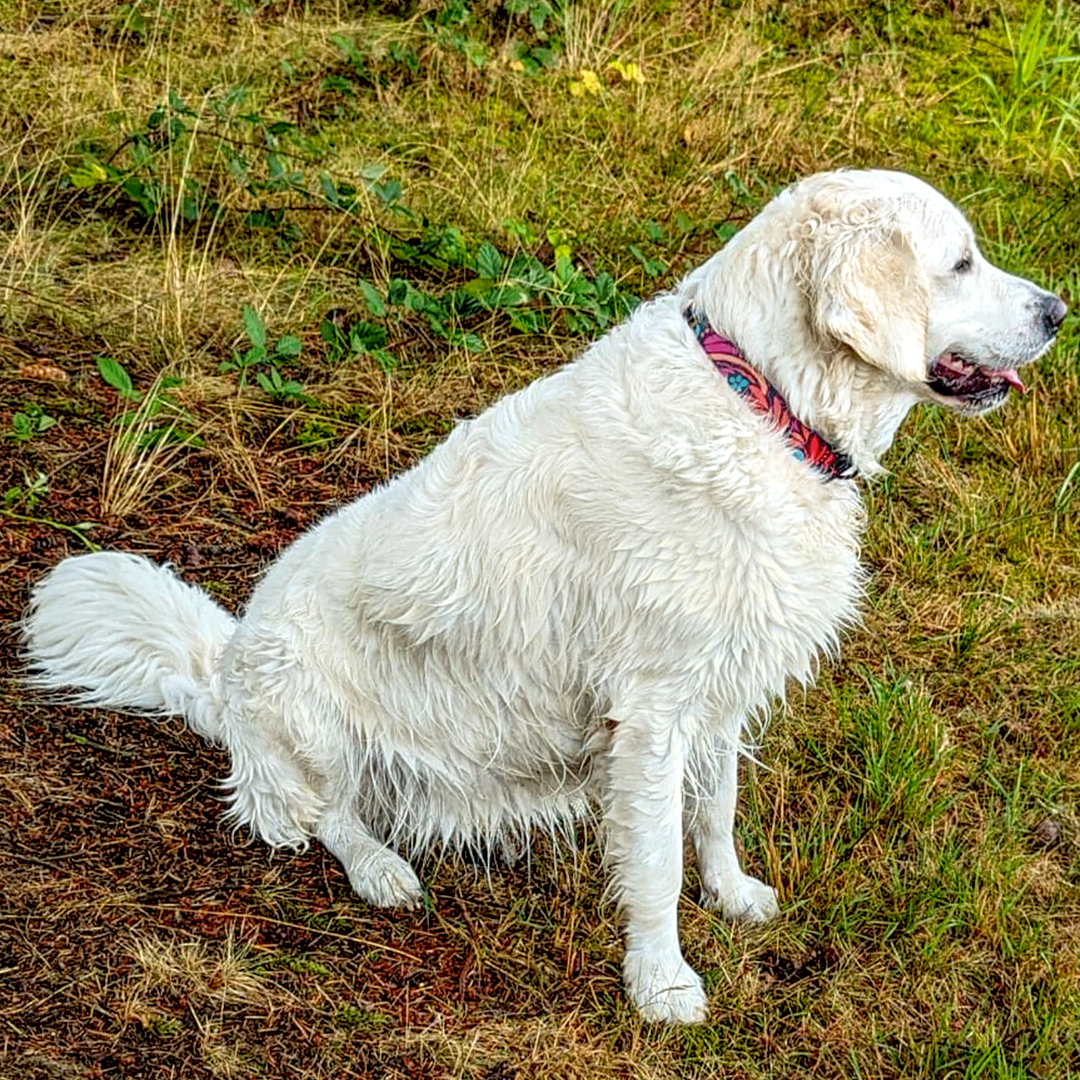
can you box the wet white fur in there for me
[24,170,1062,1024]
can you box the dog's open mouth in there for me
[928,353,1025,405]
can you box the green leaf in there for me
[372,349,397,374]
[674,211,695,234]
[358,280,387,317]
[96,356,141,401]
[320,318,347,357]
[371,179,403,205]
[554,244,574,283]
[69,158,109,189]
[475,241,503,280]
[456,280,529,309]
[408,291,445,317]
[458,331,485,352]
[11,414,32,441]
[275,335,302,359]
[319,172,340,207]
[349,321,388,352]
[321,75,354,95]
[242,304,267,350]
[628,245,665,278]
[509,310,542,335]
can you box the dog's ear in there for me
[805,211,929,385]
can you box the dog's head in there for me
[798,170,1066,416]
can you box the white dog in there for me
[25,170,1065,1023]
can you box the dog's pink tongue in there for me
[999,368,1026,393]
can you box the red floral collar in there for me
[685,309,855,481]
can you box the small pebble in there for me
[1032,818,1061,846]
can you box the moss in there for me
[201,579,234,601]
[144,1013,182,1038]
[333,1004,390,1032]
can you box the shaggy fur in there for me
[25,170,1065,1023]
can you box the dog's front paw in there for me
[623,951,708,1024]
[700,873,779,923]
[348,851,425,909]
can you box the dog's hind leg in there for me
[218,670,424,907]
[687,734,779,923]
[222,708,422,905]
[316,803,424,908]
[222,720,324,852]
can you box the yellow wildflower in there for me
[607,59,645,84]
[569,69,601,97]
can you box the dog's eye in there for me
[953,256,972,274]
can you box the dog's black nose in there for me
[1044,295,1068,336]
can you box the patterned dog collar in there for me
[685,309,856,481]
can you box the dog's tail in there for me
[24,551,237,742]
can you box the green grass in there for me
[1,2,1078,1078]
